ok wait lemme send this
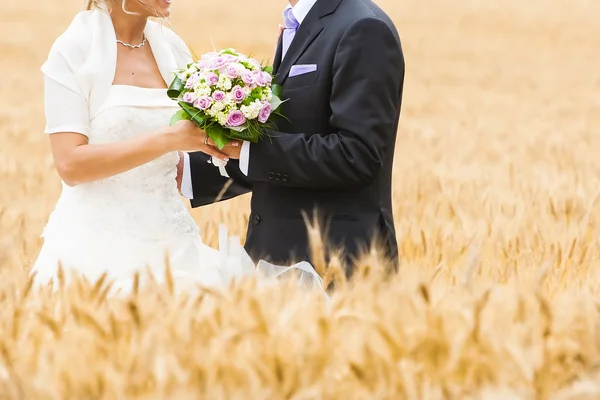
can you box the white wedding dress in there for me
[31,85,322,294]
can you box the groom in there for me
[180,0,405,275]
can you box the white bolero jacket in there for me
[40,7,192,135]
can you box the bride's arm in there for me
[45,77,229,187]
[50,130,174,187]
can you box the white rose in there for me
[263,88,273,101]
[217,75,227,90]
[240,103,260,120]
[216,111,228,125]
[211,101,225,113]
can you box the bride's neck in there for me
[110,10,147,44]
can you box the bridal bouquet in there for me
[168,48,285,156]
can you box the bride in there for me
[31,0,322,293]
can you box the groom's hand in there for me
[218,142,242,159]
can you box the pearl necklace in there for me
[116,35,147,49]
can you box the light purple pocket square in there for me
[289,64,318,77]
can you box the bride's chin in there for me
[156,0,172,15]
[152,7,171,18]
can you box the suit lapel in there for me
[275,7,323,85]
[273,33,283,75]
[274,0,345,85]
[319,0,344,18]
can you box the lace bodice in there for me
[42,85,199,243]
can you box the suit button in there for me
[268,172,275,180]
[282,173,289,182]
[275,173,282,180]
[252,215,261,225]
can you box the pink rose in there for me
[195,59,209,69]
[241,71,256,86]
[226,110,246,127]
[254,70,267,86]
[205,72,219,86]
[183,92,197,104]
[193,96,213,111]
[185,73,200,89]
[230,86,246,103]
[211,56,228,70]
[247,58,262,71]
[258,102,272,123]
[223,64,239,79]
[261,72,273,85]
[212,91,226,102]
[222,53,238,62]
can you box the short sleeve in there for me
[43,76,90,137]
[41,35,90,137]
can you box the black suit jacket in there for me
[188,0,405,274]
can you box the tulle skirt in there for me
[31,225,325,295]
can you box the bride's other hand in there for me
[176,151,184,192]
[168,120,238,161]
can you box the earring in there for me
[121,0,140,15]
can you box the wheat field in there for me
[1,0,600,398]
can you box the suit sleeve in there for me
[188,152,251,208]
[245,17,405,188]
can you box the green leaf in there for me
[167,76,185,100]
[228,124,248,133]
[206,125,230,150]
[272,110,289,119]
[169,109,192,126]
[227,122,262,143]
[269,93,286,112]
[221,48,238,56]
[263,65,274,74]
[178,102,205,126]
[240,61,254,71]
[271,83,283,99]
[228,130,260,143]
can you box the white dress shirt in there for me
[180,0,318,199]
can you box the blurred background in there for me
[2,2,600,397]
[1,0,599,270]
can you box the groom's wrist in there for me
[239,141,250,176]
[180,152,194,199]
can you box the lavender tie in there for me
[282,7,299,61]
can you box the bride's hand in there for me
[167,120,238,161]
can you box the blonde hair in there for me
[86,0,111,10]
[85,0,168,20]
